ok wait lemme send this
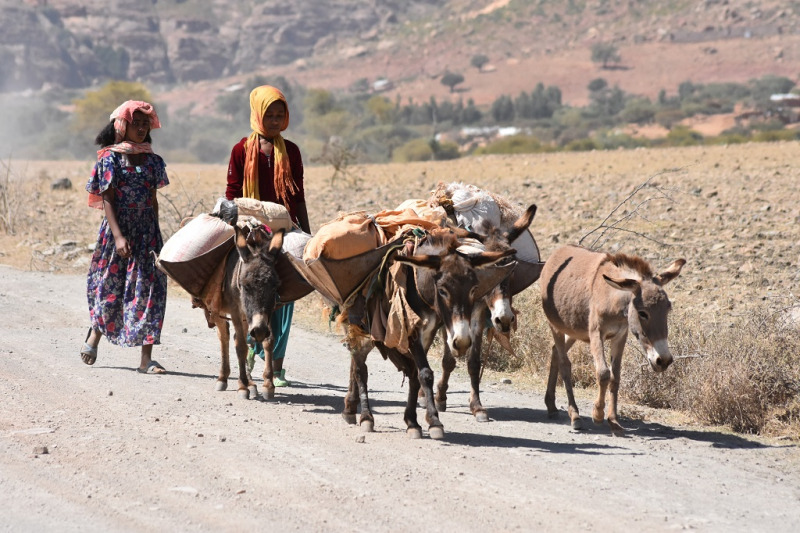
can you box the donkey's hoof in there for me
[571,417,584,431]
[435,401,447,412]
[428,426,445,440]
[407,427,423,439]
[360,420,374,433]
[547,409,559,420]
[237,389,250,400]
[248,385,258,399]
[475,411,490,423]
[215,380,227,392]
[264,388,275,400]
[342,413,357,425]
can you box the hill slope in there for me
[3,0,799,110]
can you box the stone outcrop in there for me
[0,0,415,91]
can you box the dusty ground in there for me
[2,268,800,532]
[1,142,799,530]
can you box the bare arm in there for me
[295,201,311,234]
[102,188,130,258]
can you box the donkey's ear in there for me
[395,253,442,271]
[451,226,486,243]
[234,225,253,262]
[656,258,686,286]
[603,274,640,293]
[506,204,537,243]
[268,229,285,255]
[468,248,516,268]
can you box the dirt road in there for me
[1,266,798,532]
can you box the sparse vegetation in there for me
[440,71,465,93]
[591,42,621,69]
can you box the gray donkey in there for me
[213,201,284,399]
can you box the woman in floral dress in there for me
[79,100,170,374]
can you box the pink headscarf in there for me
[89,100,162,209]
[109,100,161,144]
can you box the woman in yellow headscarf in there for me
[225,85,310,387]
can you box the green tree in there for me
[591,42,621,69]
[72,81,152,138]
[491,95,515,122]
[365,95,396,125]
[470,54,489,72]
[440,71,465,93]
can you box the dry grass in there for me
[4,141,800,437]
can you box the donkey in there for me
[212,204,285,400]
[540,245,685,432]
[341,228,515,439]
[432,204,538,422]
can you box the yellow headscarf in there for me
[243,85,297,204]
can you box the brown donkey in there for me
[540,245,685,432]
[213,207,284,400]
[342,228,515,439]
[433,204,538,422]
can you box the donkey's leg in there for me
[347,338,374,432]
[466,333,489,422]
[260,333,276,400]
[232,318,257,400]
[343,354,360,425]
[605,334,627,433]
[402,356,424,439]
[588,330,611,425]
[549,330,583,429]
[434,343,456,413]
[214,319,231,392]
[410,342,444,440]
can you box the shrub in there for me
[654,109,685,129]
[473,135,546,155]
[565,138,598,151]
[625,305,800,435]
[665,125,703,146]
[752,129,799,142]
[392,138,434,162]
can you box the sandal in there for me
[80,329,97,366]
[137,360,166,374]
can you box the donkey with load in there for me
[157,199,312,399]
[425,182,544,422]
[288,207,517,439]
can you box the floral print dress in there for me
[86,151,169,347]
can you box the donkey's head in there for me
[480,204,537,334]
[396,229,515,357]
[233,223,284,344]
[603,255,686,372]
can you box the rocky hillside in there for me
[3,0,799,101]
[1,0,443,91]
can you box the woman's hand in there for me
[115,235,131,258]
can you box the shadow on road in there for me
[442,430,632,454]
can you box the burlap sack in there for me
[233,198,294,232]
[303,212,384,261]
[158,213,234,263]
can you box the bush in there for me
[625,305,800,434]
[473,135,547,155]
[752,129,799,143]
[565,138,599,151]
[392,138,434,162]
[653,109,686,129]
[665,125,703,146]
